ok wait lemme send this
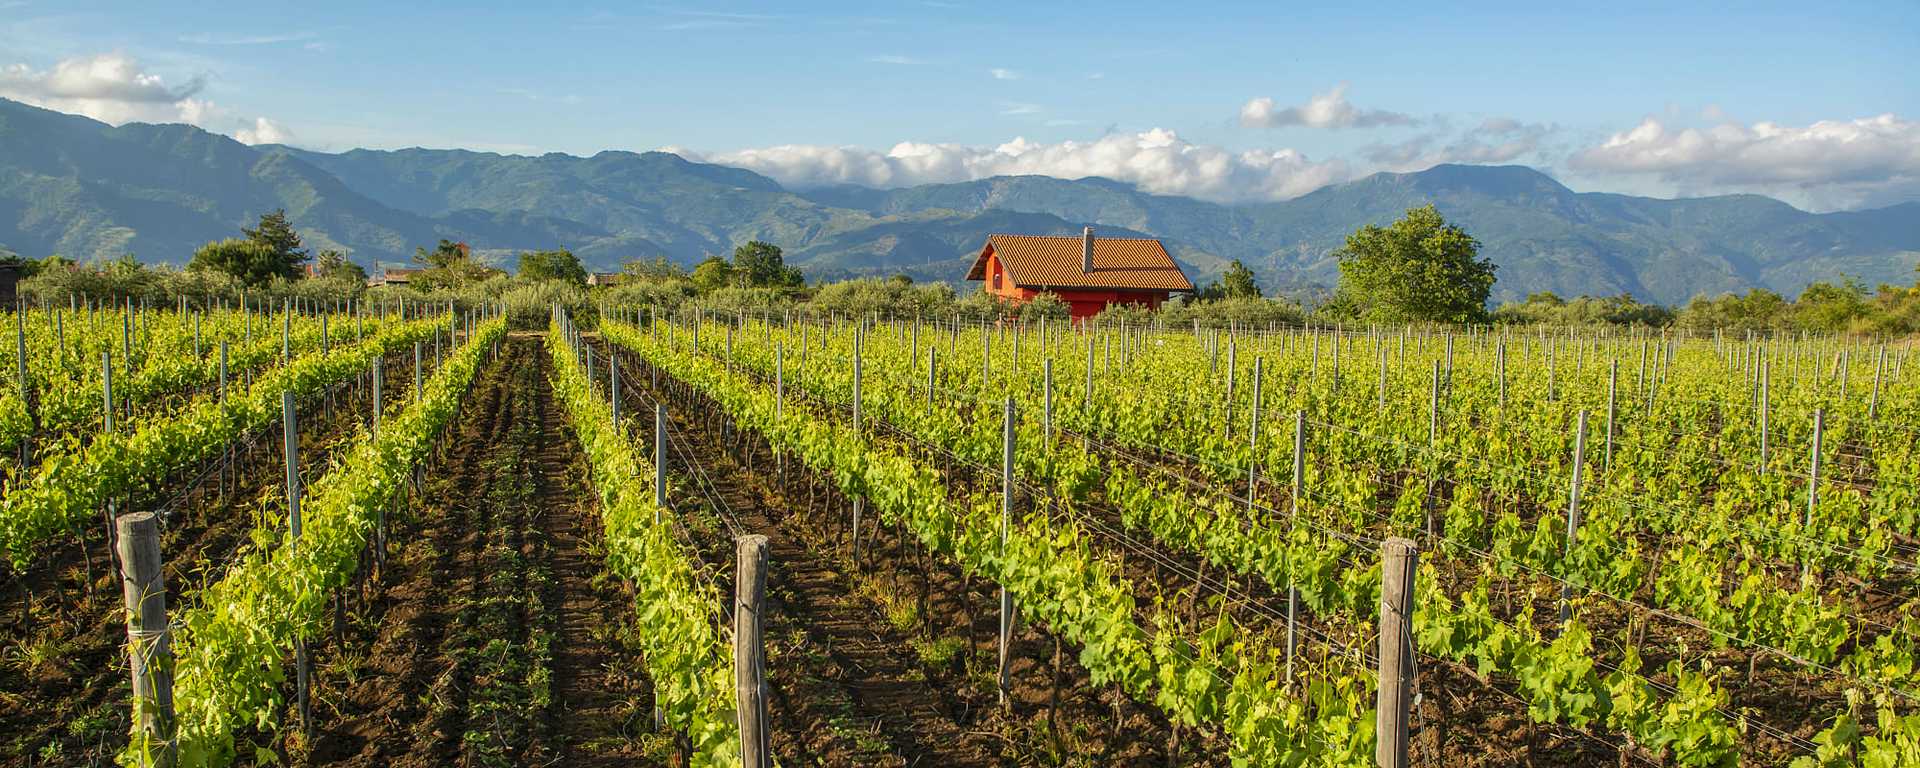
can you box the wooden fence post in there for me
[734,535,771,768]
[1759,358,1770,474]
[1558,411,1589,626]
[850,333,864,562]
[998,397,1016,710]
[118,511,176,767]
[1603,361,1617,474]
[16,307,29,468]
[282,392,310,733]
[654,404,668,525]
[1247,357,1262,512]
[1804,408,1824,579]
[1287,410,1305,685]
[1375,537,1418,768]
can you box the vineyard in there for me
[2,300,1916,767]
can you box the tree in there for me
[1220,259,1261,299]
[190,209,308,286]
[730,241,803,288]
[312,250,367,283]
[415,239,469,269]
[1331,205,1495,324]
[517,249,588,286]
[244,209,307,265]
[622,256,686,282]
[1790,278,1872,333]
[690,255,733,292]
[190,238,290,287]
[411,239,498,290]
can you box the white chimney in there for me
[1082,226,1095,274]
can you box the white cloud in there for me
[672,128,1350,203]
[0,53,207,124]
[999,102,1041,116]
[1364,118,1554,170]
[867,54,916,65]
[233,116,293,145]
[2,52,304,149]
[990,68,1020,80]
[1568,114,1920,209]
[1239,83,1417,129]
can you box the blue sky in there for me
[2,0,1915,209]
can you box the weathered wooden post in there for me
[282,392,310,733]
[1287,410,1305,685]
[1558,411,1589,626]
[1247,357,1262,512]
[998,397,1016,710]
[734,534,771,768]
[1870,345,1886,420]
[654,404,667,526]
[1428,360,1440,445]
[1759,359,1771,474]
[610,349,621,428]
[118,511,176,767]
[1377,342,1387,412]
[1376,537,1418,768]
[15,307,29,467]
[850,333,864,561]
[1496,340,1507,407]
[1604,361,1617,474]
[1043,358,1054,451]
[371,358,383,437]
[1083,337,1094,415]
[413,341,424,402]
[1804,408,1824,579]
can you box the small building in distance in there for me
[367,267,422,288]
[587,272,624,287]
[966,227,1193,321]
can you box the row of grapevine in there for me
[147,312,507,766]
[638,311,1918,766]
[546,310,741,767]
[3,308,393,461]
[0,306,363,464]
[0,312,451,570]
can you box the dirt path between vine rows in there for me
[305,334,653,768]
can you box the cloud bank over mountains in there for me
[4,49,1912,211]
[1569,114,1920,209]
[0,52,287,146]
[673,129,1351,204]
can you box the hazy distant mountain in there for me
[1,97,1914,304]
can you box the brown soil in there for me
[302,334,652,767]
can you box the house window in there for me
[992,268,1002,289]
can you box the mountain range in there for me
[2,96,1915,306]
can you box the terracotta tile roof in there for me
[966,234,1194,292]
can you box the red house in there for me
[966,228,1194,321]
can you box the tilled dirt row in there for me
[600,335,1206,767]
[0,349,427,767]
[304,334,650,768]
